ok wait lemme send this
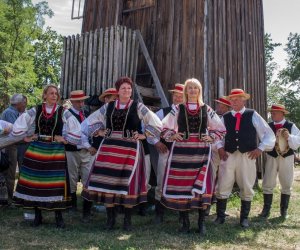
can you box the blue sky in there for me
[34,0,300,71]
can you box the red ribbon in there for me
[79,111,85,122]
[274,123,283,131]
[235,113,242,131]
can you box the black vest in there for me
[91,136,103,150]
[35,105,63,137]
[65,109,89,152]
[223,109,257,153]
[162,106,172,117]
[106,101,149,155]
[267,121,294,158]
[177,104,207,138]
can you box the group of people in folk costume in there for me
[0,76,299,235]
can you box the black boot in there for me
[31,207,42,227]
[214,199,227,224]
[198,209,206,236]
[204,205,211,216]
[55,211,65,229]
[123,208,132,231]
[82,200,93,223]
[240,200,251,228]
[154,201,164,224]
[138,202,147,216]
[178,211,190,233]
[105,207,116,230]
[259,194,273,218]
[280,194,290,219]
[70,192,77,212]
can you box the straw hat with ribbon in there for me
[168,83,184,94]
[267,104,289,114]
[214,96,231,107]
[69,90,89,101]
[99,88,119,102]
[227,88,250,100]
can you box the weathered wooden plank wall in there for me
[81,0,266,116]
[60,26,139,98]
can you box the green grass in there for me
[1,166,300,250]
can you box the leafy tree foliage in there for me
[265,33,300,127]
[33,26,63,88]
[264,33,281,86]
[0,0,62,111]
[279,33,300,91]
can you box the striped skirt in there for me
[82,131,147,207]
[13,141,70,210]
[161,134,213,211]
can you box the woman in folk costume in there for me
[161,78,226,236]
[81,77,162,231]
[12,84,81,228]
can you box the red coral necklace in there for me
[186,102,200,115]
[42,103,57,119]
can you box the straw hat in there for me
[69,90,89,101]
[214,96,231,107]
[227,89,250,100]
[267,104,289,114]
[168,83,184,94]
[99,88,118,102]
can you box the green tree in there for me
[279,33,300,91]
[0,0,54,110]
[266,33,300,127]
[33,26,63,87]
[277,33,300,127]
[264,33,281,86]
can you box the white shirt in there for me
[0,120,13,135]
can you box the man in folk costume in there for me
[215,89,275,228]
[80,88,118,222]
[65,90,90,212]
[205,96,232,216]
[260,104,300,219]
[151,83,184,223]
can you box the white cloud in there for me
[32,0,82,37]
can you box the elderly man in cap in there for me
[215,89,275,228]
[260,104,300,219]
[150,83,184,223]
[64,90,90,211]
[1,94,27,203]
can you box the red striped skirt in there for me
[82,131,147,207]
[161,134,213,210]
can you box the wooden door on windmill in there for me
[121,0,156,86]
